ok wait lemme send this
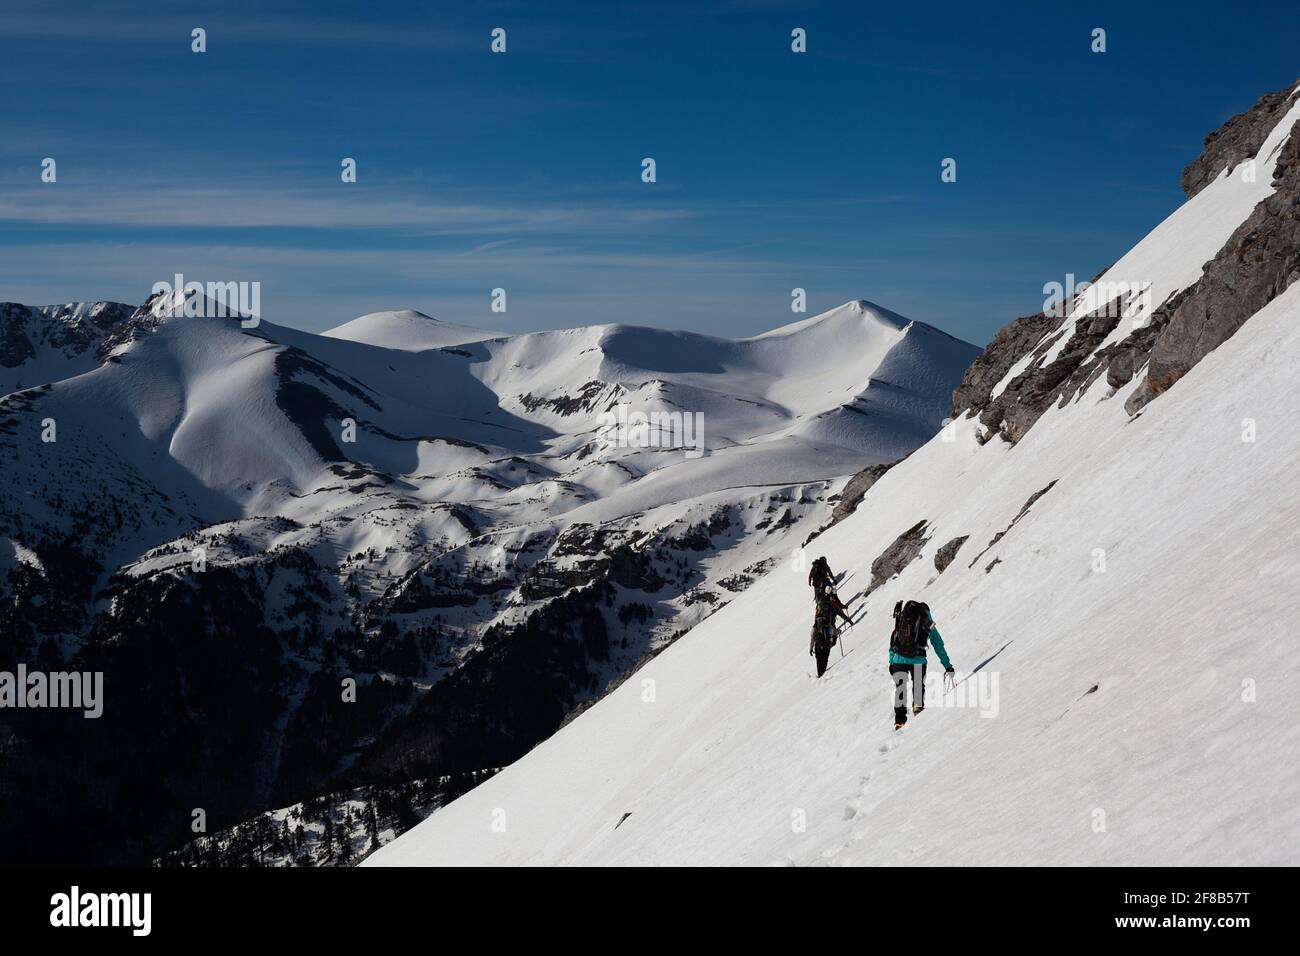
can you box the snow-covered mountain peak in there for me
[322,309,504,351]
[749,298,910,342]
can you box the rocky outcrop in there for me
[1043,286,1193,410]
[950,79,1300,441]
[866,519,929,595]
[933,535,969,574]
[975,299,1122,444]
[0,304,37,368]
[830,458,903,525]
[1128,110,1300,412]
[0,301,135,372]
[950,311,1064,420]
[518,380,614,416]
[1181,81,1299,199]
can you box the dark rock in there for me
[518,380,612,416]
[830,457,903,525]
[1013,479,1058,523]
[1,301,137,373]
[866,519,929,595]
[933,535,969,574]
[1181,80,1300,199]
[1129,113,1300,413]
[950,311,1064,420]
[953,81,1299,436]
[968,530,1006,570]
[978,303,1121,444]
[1016,279,1194,416]
[0,304,37,368]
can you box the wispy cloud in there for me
[0,183,695,234]
[0,7,623,58]
[0,11,471,50]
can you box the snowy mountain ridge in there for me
[322,309,506,351]
[0,290,975,864]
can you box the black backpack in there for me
[811,589,838,648]
[811,557,831,586]
[890,600,931,657]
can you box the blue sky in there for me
[1,1,1297,344]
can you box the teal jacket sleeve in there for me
[930,625,952,670]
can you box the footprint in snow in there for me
[842,805,858,820]
[821,842,846,860]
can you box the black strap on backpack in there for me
[890,600,931,657]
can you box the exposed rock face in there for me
[0,301,136,374]
[1094,286,1194,392]
[830,458,903,525]
[0,305,38,368]
[1181,82,1300,199]
[975,302,1121,444]
[1129,111,1300,412]
[950,311,1064,420]
[518,380,616,416]
[933,535,968,574]
[952,79,1300,439]
[866,519,929,595]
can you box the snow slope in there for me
[370,93,1300,868]
[371,283,1300,870]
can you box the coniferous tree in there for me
[366,801,381,853]
[321,813,335,863]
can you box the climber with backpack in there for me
[807,555,835,594]
[810,583,852,678]
[888,600,955,729]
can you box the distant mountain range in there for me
[0,290,975,864]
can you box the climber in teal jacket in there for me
[887,601,954,729]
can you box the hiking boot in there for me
[912,705,924,716]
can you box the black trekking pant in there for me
[814,642,831,677]
[889,662,926,724]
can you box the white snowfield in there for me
[321,309,505,350]
[25,297,969,516]
[7,297,970,530]
[369,106,1300,868]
